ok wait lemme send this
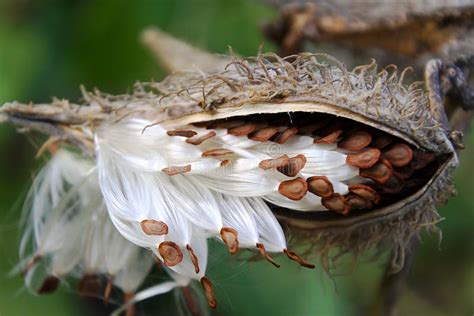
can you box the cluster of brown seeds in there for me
[183,112,441,216]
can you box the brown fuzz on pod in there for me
[103,276,114,305]
[349,184,381,204]
[186,131,216,145]
[202,148,234,157]
[314,129,343,144]
[200,277,217,309]
[158,241,183,267]
[220,227,239,254]
[273,127,299,144]
[360,159,393,184]
[161,165,191,176]
[22,254,42,277]
[37,276,60,295]
[383,143,414,167]
[338,131,372,151]
[186,244,200,274]
[78,274,101,298]
[256,243,281,268]
[167,129,198,138]
[346,148,381,168]
[259,155,290,170]
[322,193,350,215]
[140,219,169,235]
[228,123,257,136]
[307,176,334,197]
[278,177,308,200]
[346,194,372,210]
[284,249,315,269]
[248,126,280,141]
[277,154,307,177]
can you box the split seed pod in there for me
[1,53,459,296]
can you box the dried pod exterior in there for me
[1,53,460,300]
[263,1,474,66]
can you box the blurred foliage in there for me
[0,0,473,315]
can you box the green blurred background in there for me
[0,1,473,315]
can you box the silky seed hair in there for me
[2,53,458,309]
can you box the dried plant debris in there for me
[263,0,474,67]
[2,53,462,311]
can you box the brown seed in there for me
[381,175,404,194]
[201,277,217,309]
[182,287,201,316]
[284,249,315,269]
[349,184,381,204]
[256,243,280,268]
[394,165,414,180]
[278,177,308,201]
[411,151,437,170]
[202,148,234,157]
[346,148,381,168]
[158,241,183,267]
[78,274,101,298]
[338,131,372,151]
[277,154,307,177]
[220,227,239,254]
[220,159,231,167]
[167,129,198,138]
[259,155,290,170]
[307,176,334,198]
[248,127,280,141]
[346,194,372,210]
[228,123,257,136]
[123,292,136,316]
[322,193,350,215]
[103,277,113,305]
[299,121,328,134]
[273,127,299,144]
[360,160,393,184]
[186,245,200,274]
[37,276,60,295]
[373,134,394,149]
[383,143,414,167]
[211,120,244,129]
[314,129,343,144]
[161,165,191,176]
[140,220,168,235]
[186,131,216,145]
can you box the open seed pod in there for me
[1,53,460,306]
